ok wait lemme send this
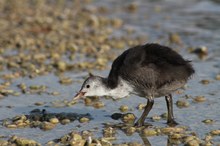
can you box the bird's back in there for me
[107,44,195,97]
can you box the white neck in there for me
[101,78,133,99]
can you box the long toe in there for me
[134,121,152,127]
[134,120,144,127]
[167,120,178,127]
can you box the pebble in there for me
[142,128,157,136]
[210,129,220,136]
[79,117,90,123]
[137,103,146,110]
[93,101,105,108]
[169,33,182,45]
[121,113,136,123]
[189,46,208,59]
[176,99,190,108]
[215,74,220,80]
[125,127,136,135]
[59,77,73,85]
[151,115,161,121]
[170,133,184,139]
[11,136,40,146]
[34,102,45,106]
[202,119,214,124]
[200,79,210,85]
[119,105,129,112]
[103,127,116,137]
[194,96,206,102]
[161,127,185,134]
[49,118,59,124]
[126,3,139,12]
[40,122,56,130]
[61,119,71,125]
[6,124,17,128]
[184,136,201,146]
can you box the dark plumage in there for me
[74,43,195,126]
[108,43,194,97]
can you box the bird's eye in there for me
[86,85,90,88]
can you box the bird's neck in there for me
[99,77,133,99]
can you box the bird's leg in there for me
[135,96,154,127]
[165,94,178,126]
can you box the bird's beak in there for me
[73,91,86,101]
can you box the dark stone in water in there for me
[111,113,123,120]
[27,109,92,122]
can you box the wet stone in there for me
[194,96,206,102]
[176,99,190,108]
[40,122,56,130]
[79,117,90,123]
[93,101,105,108]
[215,74,220,80]
[202,119,214,124]
[200,79,210,85]
[151,115,161,121]
[210,129,220,136]
[59,77,73,85]
[121,113,136,123]
[111,113,123,120]
[137,103,146,110]
[103,127,116,138]
[1,109,92,130]
[161,127,186,134]
[119,105,129,112]
[9,136,41,146]
[124,126,136,135]
[142,128,158,136]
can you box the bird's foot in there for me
[134,121,152,127]
[167,120,178,127]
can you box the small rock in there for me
[59,77,73,85]
[210,129,220,136]
[194,96,206,102]
[176,99,190,108]
[121,113,136,123]
[79,117,90,123]
[200,79,210,85]
[161,127,185,134]
[40,122,56,130]
[125,127,136,135]
[169,33,182,45]
[49,118,59,124]
[13,137,40,146]
[111,113,123,120]
[93,101,105,108]
[151,115,161,121]
[215,74,220,80]
[61,119,71,125]
[189,46,208,59]
[6,124,17,128]
[119,105,129,112]
[142,128,157,136]
[103,127,116,137]
[34,102,45,106]
[137,103,146,110]
[202,119,214,124]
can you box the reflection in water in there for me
[104,122,181,146]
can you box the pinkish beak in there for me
[73,91,86,101]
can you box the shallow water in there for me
[0,0,220,145]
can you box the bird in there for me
[73,43,195,127]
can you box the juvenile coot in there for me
[74,43,195,126]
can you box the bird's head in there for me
[73,74,106,101]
